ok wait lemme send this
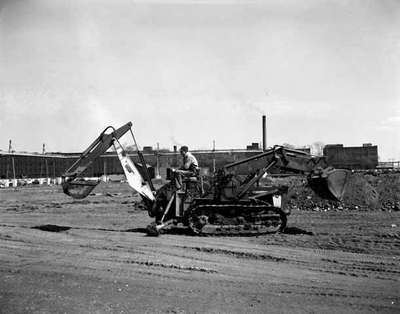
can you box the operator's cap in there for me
[180,146,188,153]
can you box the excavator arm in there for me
[222,145,349,201]
[63,122,133,179]
[224,146,327,174]
[62,122,155,201]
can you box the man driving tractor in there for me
[173,146,199,189]
[178,146,199,175]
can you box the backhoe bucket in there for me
[62,179,100,199]
[308,168,350,201]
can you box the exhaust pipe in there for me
[262,115,266,151]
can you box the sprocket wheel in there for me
[188,214,209,235]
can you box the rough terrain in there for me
[273,171,400,212]
[0,180,399,313]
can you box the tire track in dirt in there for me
[2,223,399,282]
[0,225,219,277]
[119,259,217,273]
[181,245,400,281]
[184,246,288,262]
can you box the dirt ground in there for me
[0,183,399,313]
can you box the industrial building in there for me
[323,144,378,169]
[0,142,380,181]
[0,149,261,180]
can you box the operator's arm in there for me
[183,156,191,169]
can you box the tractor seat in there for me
[183,176,198,183]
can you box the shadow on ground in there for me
[124,228,149,233]
[31,225,313,236]
[125,227,192,236]
[282,226,314,235]
[32,225,72,232]
[126,226,315,236]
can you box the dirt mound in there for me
[341,173,380,209]
[272,172,400,211]
[369,173,400,211]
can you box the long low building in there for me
[0,149,263,179]
[0,143,380,179]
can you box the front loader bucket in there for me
[62,179,99,199]
[308,168,350,201]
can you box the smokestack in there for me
[262,115,266,151]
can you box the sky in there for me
[0,0,399,160]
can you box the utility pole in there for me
[6,140,11,178]
[212,140,216,172]
[262,115,267,151]
[103,158,107,182]
[43,143,49,179]
[9,140,16,188]
[11,156,16,188]
[5,140,16,188]
[156,142,161,179]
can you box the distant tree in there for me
[282,143,295,149]
[125,144,138,152]
[311,141,325,156]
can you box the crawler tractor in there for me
[62,122,349,236]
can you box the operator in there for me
[179,146,199,175]
[173,146,199,189]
